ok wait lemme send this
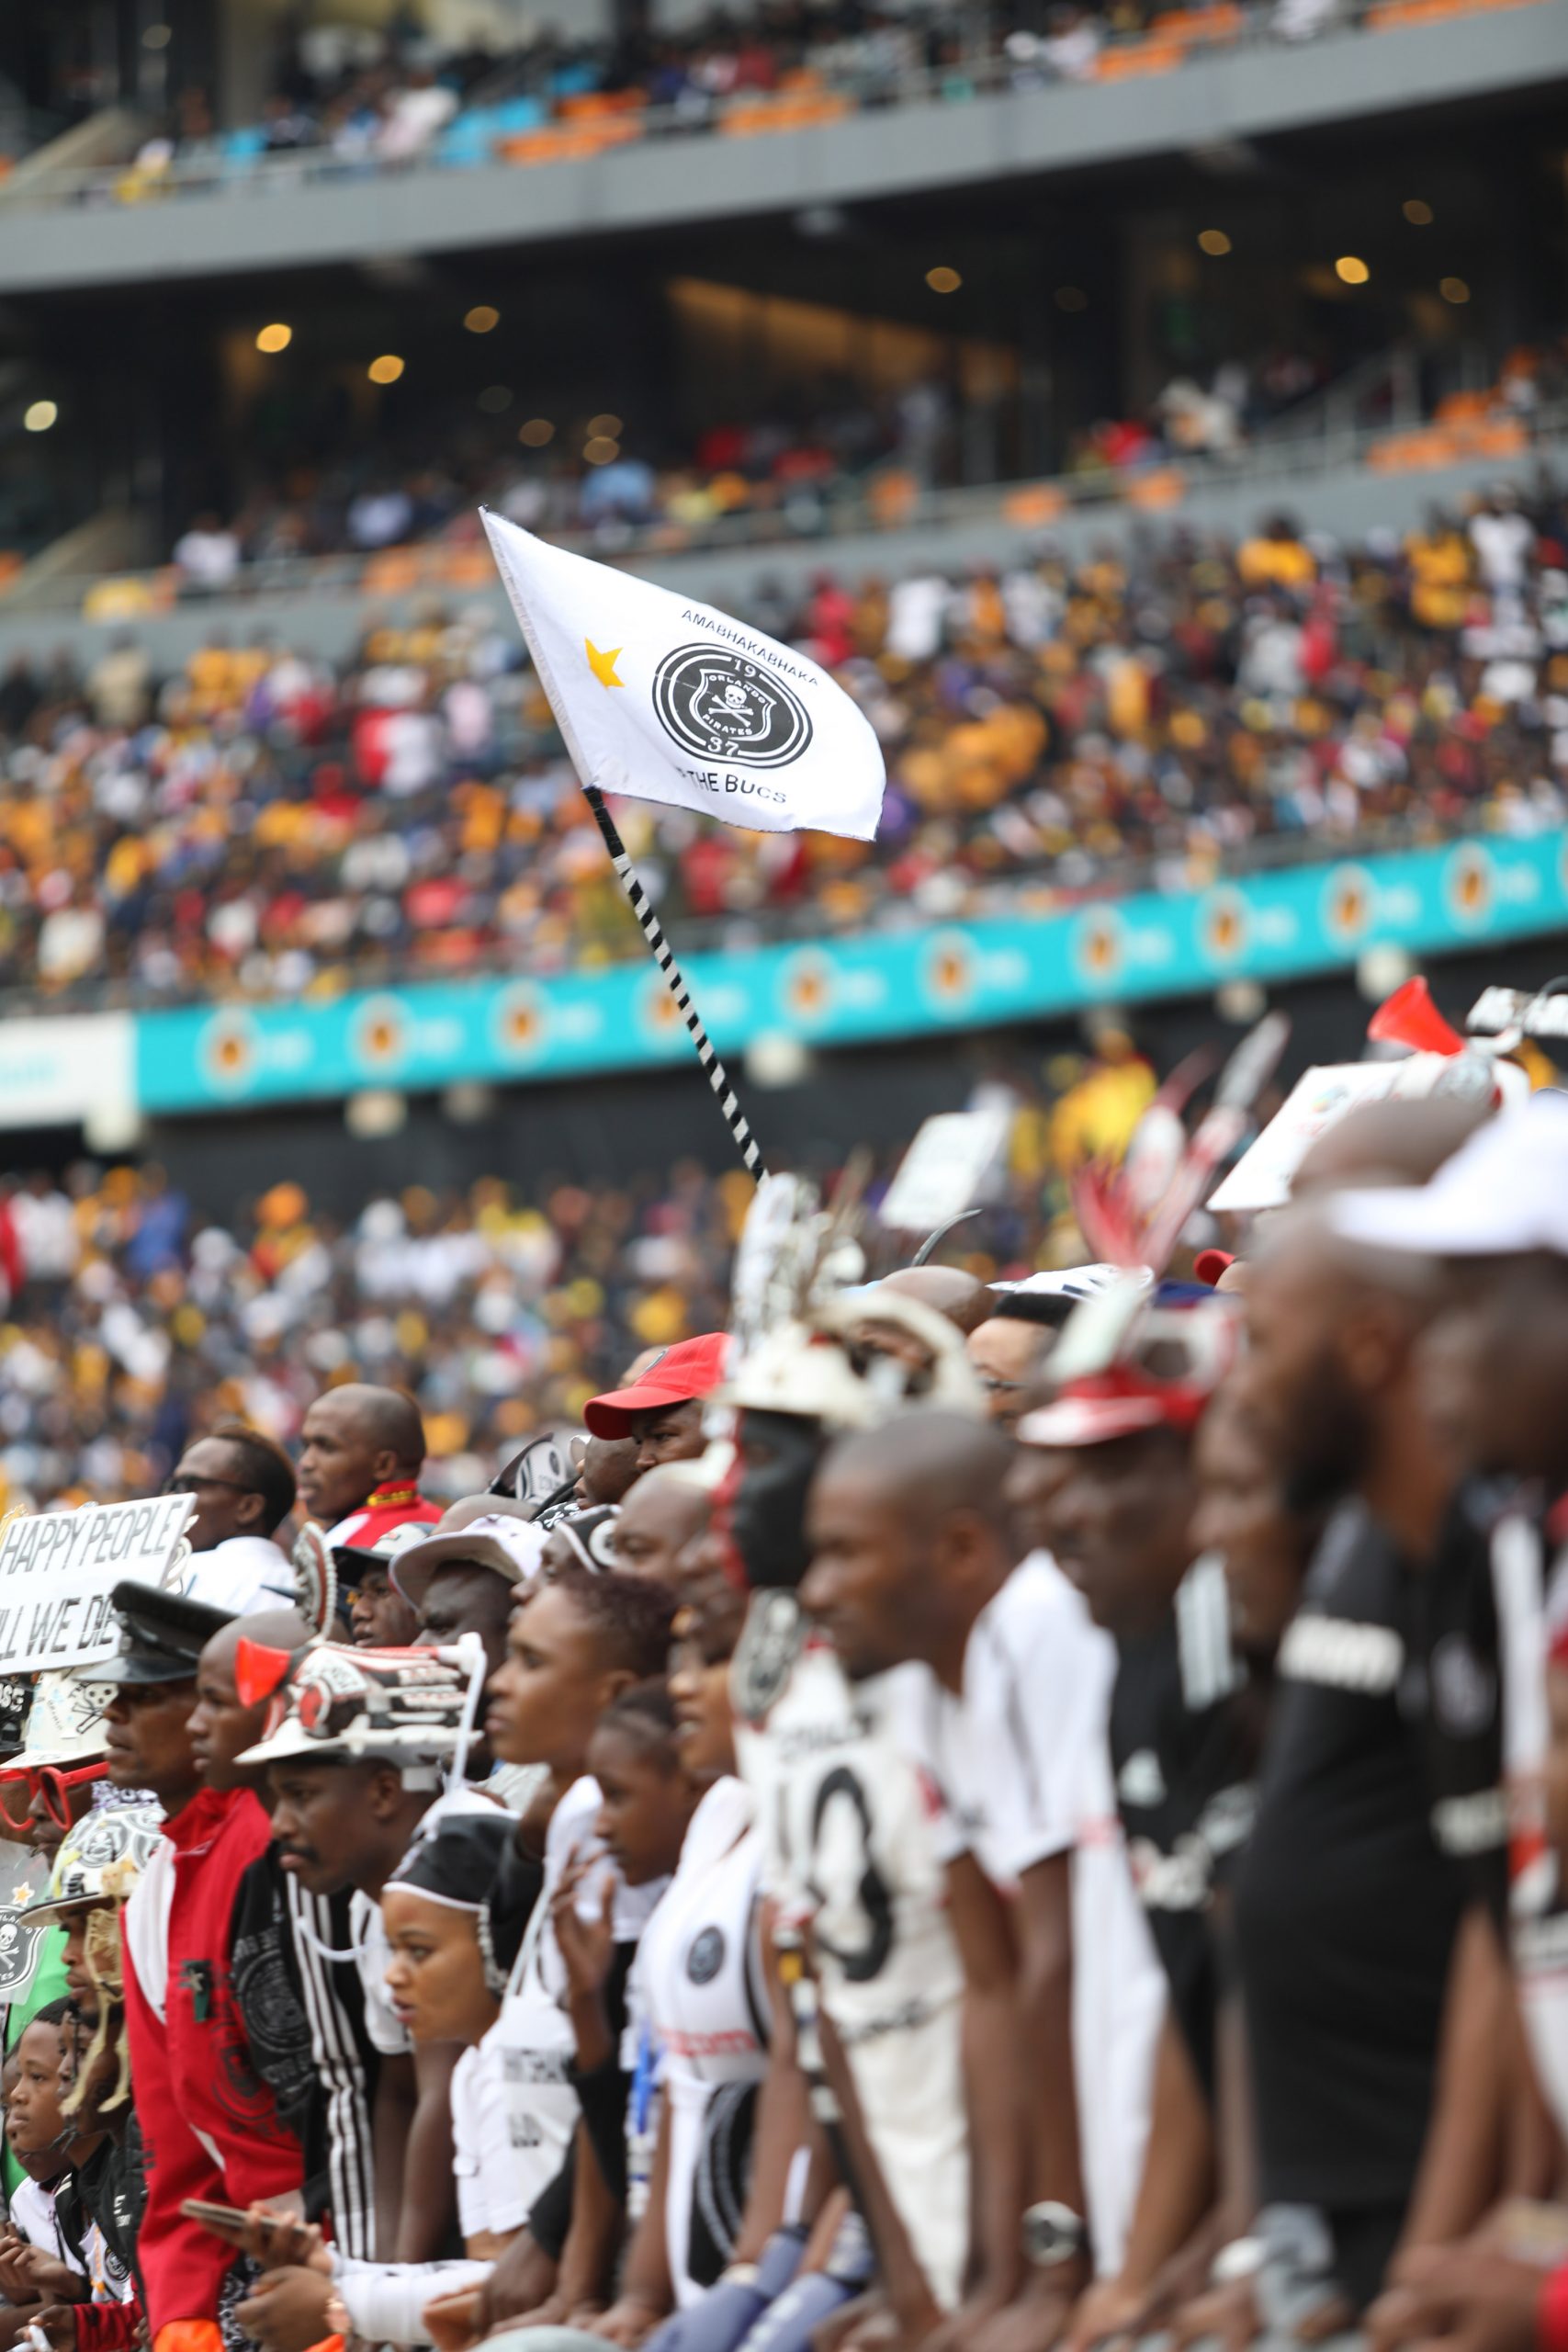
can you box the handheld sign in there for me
[0,1495,195,1674]
[879,1109,1012,1238]
[1207,1053,1499,1216]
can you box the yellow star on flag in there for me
[585,639,623,689]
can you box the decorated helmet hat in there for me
[8,1670,115,1770]
[1017,1280,1241,1450]
[20,1801,165,1927]
[236,1642,467,1783]
[717,1288,985,1433]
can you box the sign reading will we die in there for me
[0,1494,196,1673]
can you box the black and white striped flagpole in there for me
[583,784,768,1181]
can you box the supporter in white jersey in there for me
[755,1639,969,2314]
[325,1812,529,2346]
[712,1285,989,2339]
[804,1408,1165,2345]
[597,1585,772,2335]
[477,1566,677,2335]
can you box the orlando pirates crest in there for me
[653,645,813,769]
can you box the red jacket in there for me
[125,1788,305,2330]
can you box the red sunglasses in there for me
[0,1761,108,1836]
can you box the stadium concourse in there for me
[3,493,1565,1011]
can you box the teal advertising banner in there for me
[132,831,1568,1116]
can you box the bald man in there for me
[298,1383,439,1541]
[608,1464,711,1588]
[875,1264,992,1332]
[805,1412,1163,2335]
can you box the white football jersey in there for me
[735,1612,969,2310]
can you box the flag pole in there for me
[479,511,768,1185]
[582,784,768,1181]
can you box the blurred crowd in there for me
[0,1037,1127,1515]
[3,492,1565,1010]
[169,346,1348,583]
[120,0,1348,189]
[169,376,963,583]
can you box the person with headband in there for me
[233,1812,529,2352]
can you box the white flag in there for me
[482,510,886,842]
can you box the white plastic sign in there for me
[0,1495,196,1672]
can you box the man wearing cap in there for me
[241,1642,497,2266]
[101,1583,306,2352]
[1018,1283,1255,2348]
[581,1334,728,1489]
[393,1504,549,1812]
[393,1505,547,1683]
[164,1422,298,1617]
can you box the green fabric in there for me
[2,1927,68,2198]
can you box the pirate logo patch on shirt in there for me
[653,645,813,770]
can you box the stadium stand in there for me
[0,490,1563,1014]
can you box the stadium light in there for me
[1335,255,1370,285]
[465,305,501,334]
[1403,198,1434,226]
[583,435,620,465]
[255,323,292,354]
[519,418,555,447]
[141,22,172,46]
[23,401,57,433]
[589,413,623,437]
[1197,230,1231,256]
[925,266,962,293]
[368,355,406,384]
[1440,277,1471,304]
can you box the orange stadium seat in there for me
[1093,38,1187,76]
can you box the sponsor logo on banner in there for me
[1444,843,1494,928]
[1322,863,1374,943]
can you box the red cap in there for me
[583,1332,729,1440]
[1193,1249,1235,1287]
